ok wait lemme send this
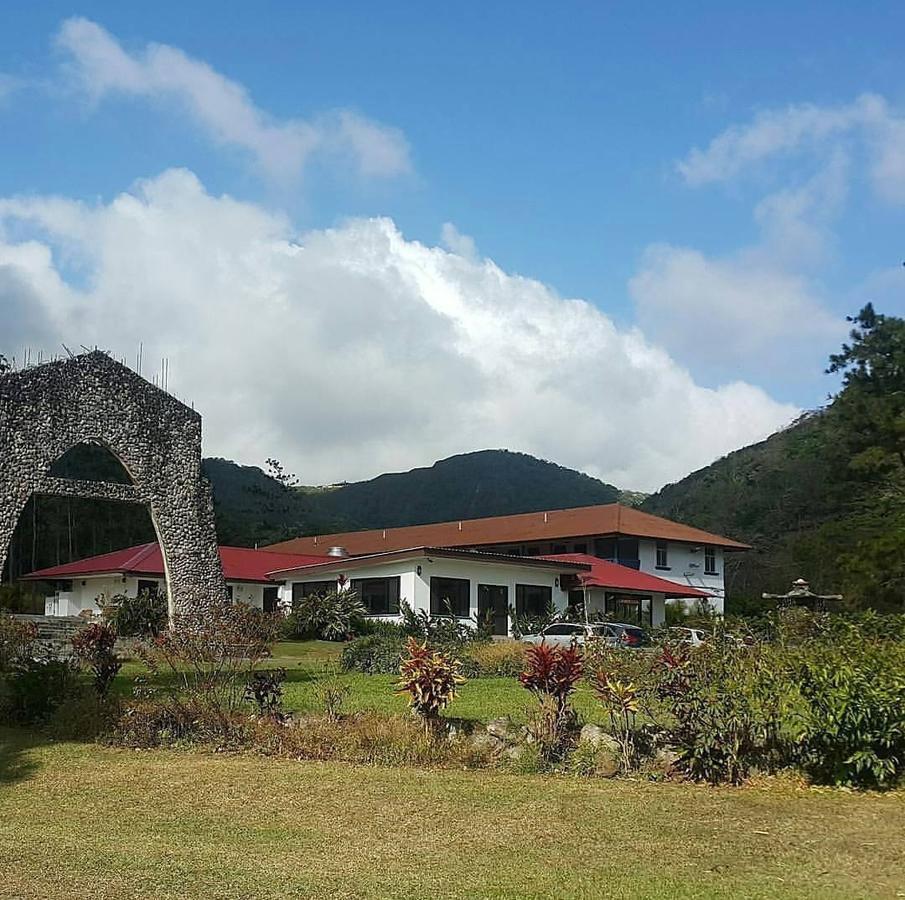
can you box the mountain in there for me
[205,449,622,545]
[311,450,621,529]
[641,411,904,609]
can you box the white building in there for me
[266,503,748,615]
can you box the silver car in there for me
[521,622,611,647]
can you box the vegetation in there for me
[4,730,905,899]
[395,638,465,728]
[70,623,121,697]
[519,643,584,759]
[100,590,167,638]
[643,304,905,610]
[284,587,367,641]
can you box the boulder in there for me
[486,717,512,741]
[580,723,620,754]
[471,732,503,755]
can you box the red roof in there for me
[265,503,750,556]
[540,553,711,598]
[22,543,333,584]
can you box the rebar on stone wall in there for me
[0,350,227,620]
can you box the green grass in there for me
[1,727,904,899]
[117,640,605,724]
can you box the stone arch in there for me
[0,351,226,618]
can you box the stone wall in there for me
[0,351,227,617]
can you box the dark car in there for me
[603,622,651,648]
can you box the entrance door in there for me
[478,584,509,636]
[263,586,280,614]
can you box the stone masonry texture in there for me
[0,351,227,617]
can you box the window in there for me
[506,548,522,556]
[551,543,568,554]
[430,577,470,617]
[263,587,280,613]
[137,579,159,598]
[225,585,234,601]
[291,580,335,606]
[573,543,588,554]
[525,546,541,556]
[542,623,583,636]
[351,577,401,616]
[516,584,553,618]
[655,540,669,569]
[705,547,718,575]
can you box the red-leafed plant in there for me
[396,637,465,730]
[71,622,122,697]
[519,643,583,758]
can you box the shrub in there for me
[71,622,122,697]
[654,636,784,785]
[286,589,367,641]
[137,605,280,737]
[46,690,121,740]
[244,668,287,722]
[101,590,167,638]
[0,613,38,672]
[508,599,557,640]
[519,643,583,759]
[341,631,406,674]
[462,640,527,677]
[396,638,465,728]
[0,658,81,726]
[401,601,485,648]
[313,663,351,722]
[592,668,640,773]
[787,643,905,789]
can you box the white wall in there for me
[45,576,270,615]
[637,539,725,615]
[280,555,569,629]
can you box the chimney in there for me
[327,546,349,558]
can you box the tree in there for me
[264,458,298,488]
[0,354,9,374]
[827,303,905,475]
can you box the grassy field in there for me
[1,727,904,899]
[116,639,606,724]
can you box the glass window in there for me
[573,543,588,554]
[291,581,335,606]
[351,577,401,616]
[516,584,553,618]
[705,547,718,575]
[137,579,159,598]
[543,623,582,636]
[656,540,669,568]
[551,544,568,554]
[430,577,470,617]
[525,547,540,557]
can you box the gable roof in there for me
[540,553,710,598]
[22,543,333,585]
[264,503,750,556]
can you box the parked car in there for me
[521,622,609,647]
[666,626,709,647]
[522,621,650,649]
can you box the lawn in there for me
[116,640,607,724]
[1,727,904,899]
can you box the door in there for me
[263,586,280,614]
[478,584,509,636]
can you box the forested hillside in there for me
[643,305,905,610]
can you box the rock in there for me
[502,744,526,762]
[580,723,620,754]
[486,717,512,741]
[471,733,503,754]
[594,749,620,778]
[650,747,682,778]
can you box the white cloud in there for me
[0,169,796,491]
[676,92,905,205]
[55,17,410,183]
[440,222,478,260]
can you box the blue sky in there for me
[1,4,903,489]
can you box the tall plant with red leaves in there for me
[71,622,122,697]
[519,643,584,759]
[396,637,465,729]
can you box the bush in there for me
[244,668,287,722]
[71,623,122,697]
[401,601,486,648]
[396,638,465,728]
[341,631,406,674]
[508,600,557,640]
[462,640,527,677]
[0,658,82,726]
[101,591,167,638]
[285,589,367,641]
[46,690,121,740]
[137,605,281,737]
[313,663,351,721]
[787,643,905,789]
[519,643,583,760]
[0,613,38,672]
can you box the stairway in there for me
[11,614,86,658]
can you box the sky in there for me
[1,3,903,491]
